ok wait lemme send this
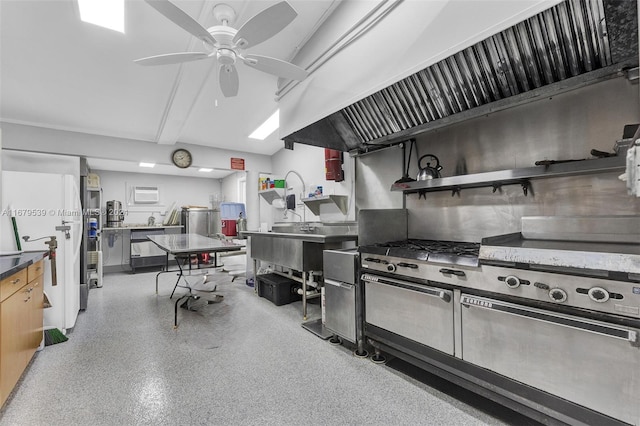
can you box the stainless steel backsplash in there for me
[355,76,640,242]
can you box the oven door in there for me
[460,294,640,425]
[362,274,454,355]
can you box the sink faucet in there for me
[283,210,314,232]
[284,169,307,225]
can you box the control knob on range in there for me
[588,287,610,303]
[548,288,568,303]
[504,275,521,289]
[387,264,397,273]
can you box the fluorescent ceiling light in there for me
[249,110,279,140]
[78,0,125,33]
[199,168,213,172]
[139,162,155,168]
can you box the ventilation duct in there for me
[284,0,638,153]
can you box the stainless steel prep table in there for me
[148,234,243,327]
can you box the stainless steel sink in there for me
[242,222,358,271]
[271,221,358,235]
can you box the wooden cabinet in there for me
[0,258,44,407]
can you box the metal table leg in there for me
[174,294,190,329]
[253,258,258,294]
[170,256,187,299]
[155,252,171,294]
[302,272,307,320]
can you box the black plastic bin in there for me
[257,273,301,306]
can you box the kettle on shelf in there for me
[417,154,443,181]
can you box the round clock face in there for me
[171,149,192,168]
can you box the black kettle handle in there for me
[418,154,440,169]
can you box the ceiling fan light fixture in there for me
[249,110,279,140]
[217,49,236,65]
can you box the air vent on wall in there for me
[133,186,160,204]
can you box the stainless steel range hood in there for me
[283,0,638,153]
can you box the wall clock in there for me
[171,149,192,168]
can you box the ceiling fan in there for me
[135,0,309,97]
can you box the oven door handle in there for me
[325,278,354,290]
[461,295,639,346]
[439,268,466,277]
[361,274,451,303]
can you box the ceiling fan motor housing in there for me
[217,48,236,65]
[206,26,237,50]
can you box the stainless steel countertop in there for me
[480,232,640,275]
[102,225,183,231]
[241,231,358,244]
[147,234,242,254]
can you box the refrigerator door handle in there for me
[69,176,83,261]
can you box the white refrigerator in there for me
[1,171,82,332]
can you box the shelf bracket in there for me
[418,190,427,200]
[491,183,503,194]
[521,180,532,197]
[451,187,461,197]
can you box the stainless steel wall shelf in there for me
[390,156,626,195]
[258,188,285,204]
[302,195,349,215]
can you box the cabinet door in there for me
[27,274,44,357]
[0,286,30,405]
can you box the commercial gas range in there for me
[359,216,640,426]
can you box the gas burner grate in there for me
[377,239,480,257]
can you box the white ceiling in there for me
[0,0,338,173]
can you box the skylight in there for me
[78,0,125,33]
[249,110,279,140]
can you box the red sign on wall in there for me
[230,157,245,170]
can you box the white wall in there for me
[1,150,81,247]
[96,170,221,225]
[1,122,273,174]
[2,149,80,180]
[221,172,246,204]
[280,0,561,137]
[265,144,356,227]
[0,129,2,212]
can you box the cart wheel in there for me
[328,336,342,345]
[353,349,369,358]
[370,352,386,364]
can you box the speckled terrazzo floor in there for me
[0,269,536,425]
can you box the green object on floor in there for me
[44,328,68,346]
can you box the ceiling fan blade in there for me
[144,0,216,46]
[243,54,308,81]
[232,1,297,49]
[134,52,209,66]
[219,65,239,97]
